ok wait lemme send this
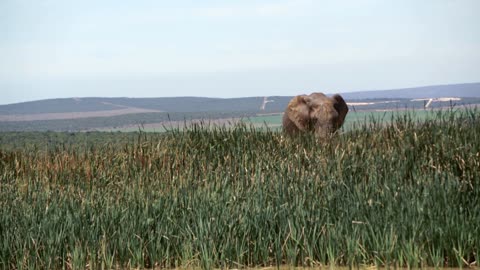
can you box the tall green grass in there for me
[0,109,479,269]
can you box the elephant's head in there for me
[283,92,349,137]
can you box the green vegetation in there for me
[0,111,257,132]
[0,109,479,269]
[0,131,140,152]
[245,109,467,132]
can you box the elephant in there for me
[283,92,349,137]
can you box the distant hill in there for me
[341,83,480,100]
[0,96,275,115]
[0,82,479,132]
[1,83,478,116]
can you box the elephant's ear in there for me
[287,95,311,131]
[332,94,349,127]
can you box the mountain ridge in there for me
[1,83,479,116]
[339,82,480,99]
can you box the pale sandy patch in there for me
[0,107,163,122]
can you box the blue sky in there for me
[1,0,479,105]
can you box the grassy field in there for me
[246,109,454,132]
[0,109,479,269]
